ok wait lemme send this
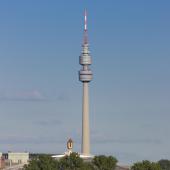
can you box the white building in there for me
[7,152,29,164]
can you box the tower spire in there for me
[84,9,88,45]
[84,9,87,31]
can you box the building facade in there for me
[4,152,29,165]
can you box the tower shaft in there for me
[82,82,90,155]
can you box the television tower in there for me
[79,9,93,156]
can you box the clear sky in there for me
[0,0,170,165]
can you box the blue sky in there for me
[0,0,170,165]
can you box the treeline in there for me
[132,160,170,170]
[24,153,117,170]
[24,153,170,170]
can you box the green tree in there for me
[58,152,84,170]
[158,159,170,170]
[81,162,95,170]
[92,155,117,170]
[131,160,161,170]
[23,155,59,170]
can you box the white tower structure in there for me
[79,10,93,156]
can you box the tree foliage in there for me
[58,152,84,170]
[81,162,95,170]
[158,159,170,170]
[23,155,58,170]
[23,153,117,170]
[131,160,161,170]
[92,155,117,170]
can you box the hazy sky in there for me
[0,0,170,165]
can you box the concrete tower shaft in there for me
[79,9,93,156]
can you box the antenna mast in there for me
[84,9,88,45]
